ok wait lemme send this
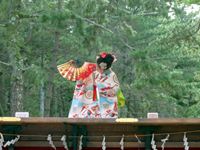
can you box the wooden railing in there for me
[1,117,200,150]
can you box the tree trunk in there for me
[0,70,10,116]
[10,65,24,116]
[0,72,5,116]
[39,50,45,117]
[48,0,62,117]
[49,31,59,117]
[40,80,45,116]
[45,82,52,116]
[45,31,59,117]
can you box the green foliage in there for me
[0,0,200,118]
[179,0,200,4]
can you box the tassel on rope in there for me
[4,135,20,147]
[79,135,83,150]
[0,133,4,150]
[102,135,106,150]
[151,133,157,150]
[183,132,189,150]
[120,135,124,150]
[61,135,69,150]
[161,134,169,150]
[135,134,142,143]
[47,134,56,150]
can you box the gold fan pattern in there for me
[57,60,96,81]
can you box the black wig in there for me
[97,53,114,70]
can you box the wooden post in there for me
[71,124,88,150]
[144,133,152,150]
[79,125,88,147]
[72,125,78,150]
[138,126,158,150]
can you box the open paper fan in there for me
[57,60,96,81]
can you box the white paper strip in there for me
[161,134,169,150]
[61,135,69,150]
[0,133,4,150]
[120,135,124,150]
[47,134,56,150]
[183,132,189,150]
[102,136,106,150]
[151,133,157,150]
[4,135,20,147]
[135,134,142,143]
[79,135,83,150]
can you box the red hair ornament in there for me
[100,52,107,58]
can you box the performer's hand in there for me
[69,60,76,64]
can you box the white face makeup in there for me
[99,62,107,70]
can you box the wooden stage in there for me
[1,117,200,150]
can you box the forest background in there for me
[0,0,200,118]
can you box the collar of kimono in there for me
[101,68,111,75]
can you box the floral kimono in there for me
[68,69,120,118]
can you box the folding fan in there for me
[57,60,96,81]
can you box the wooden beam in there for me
[1,117,200,148]
[1,117,200,125]
[14,141,200,148]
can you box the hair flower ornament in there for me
[100,52,107,58]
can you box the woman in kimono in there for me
[58,52,125,118]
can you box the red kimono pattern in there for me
[68,69,120,118]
